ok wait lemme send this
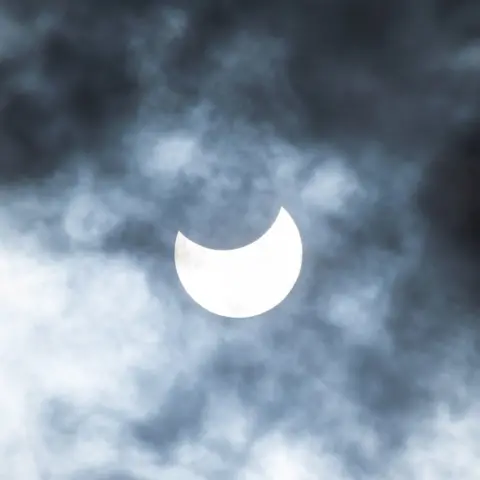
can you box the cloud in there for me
[1,1,480,479]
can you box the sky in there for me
[0,1,480,479]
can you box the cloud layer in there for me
[0,1,480,479]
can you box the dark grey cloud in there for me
[1,1,480,479]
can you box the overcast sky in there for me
[1,1,480,479]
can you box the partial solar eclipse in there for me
[174,207,303,318]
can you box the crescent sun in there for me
[174,207,303,318]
